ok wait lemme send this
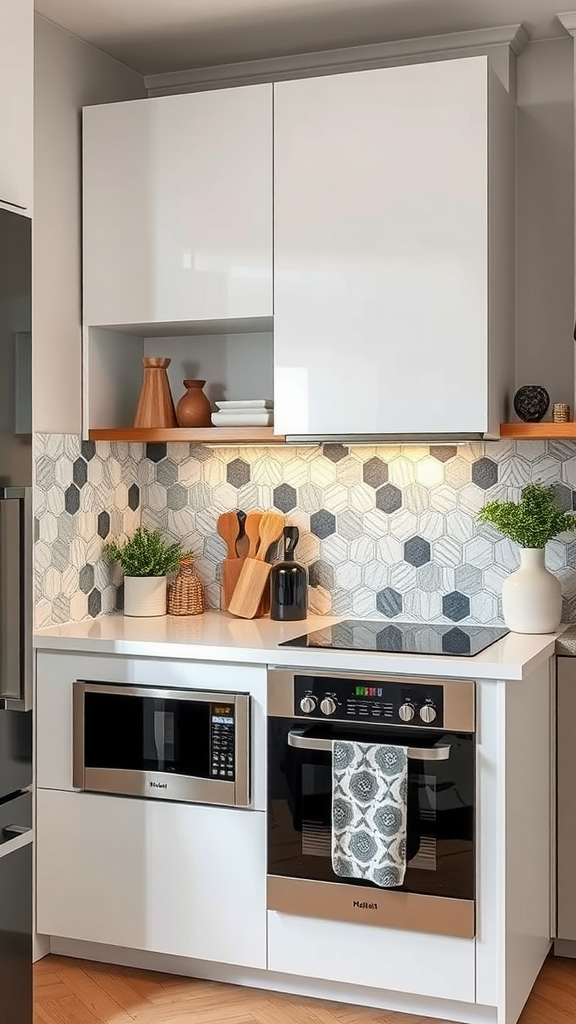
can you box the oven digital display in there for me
[354,685,383,698]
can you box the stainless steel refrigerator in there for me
[0,204,33,1024]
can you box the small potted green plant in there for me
[104,526,192,617]
[478,482,576,634]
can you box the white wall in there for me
[516,37,575,407]
[33,16,145,434]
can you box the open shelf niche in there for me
[84,317,283,443]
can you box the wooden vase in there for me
[176,379,212,427]
[134,357,178,428]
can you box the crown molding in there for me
[557,12,576,34]
[145,23,529,96]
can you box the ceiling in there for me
[34,0,573,77]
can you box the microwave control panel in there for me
[210,704,236,779]
[294,676,444,728]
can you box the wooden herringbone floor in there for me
[33,953,576,1024]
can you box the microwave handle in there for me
[287,729,451,761]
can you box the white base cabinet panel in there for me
[267,910,475,1003]
[37,790,266,969]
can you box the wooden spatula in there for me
[217,511,243,611]
[217,511,240,555]
[228,511,285,619]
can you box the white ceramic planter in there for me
[501,547,561,634]
[124,576,167,617]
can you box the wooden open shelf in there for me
[88,426,286,444]
[500,422,576,439]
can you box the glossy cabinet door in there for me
[37,789,267,968]
[83,85,272,326]
[0,0,33,213]
[274,57,494,437]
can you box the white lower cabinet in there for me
[267,911,475,1003]
[36,790,266,969]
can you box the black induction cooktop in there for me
[278,620,510,657]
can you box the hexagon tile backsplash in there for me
[34,434,576,628]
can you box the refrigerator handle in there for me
[0,487,32,711]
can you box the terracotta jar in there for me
[176,379,212,427]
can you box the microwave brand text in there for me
[150,781,168,789]
[353,900,378,910]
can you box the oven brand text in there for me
[353,900,378,910]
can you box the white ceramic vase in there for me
[501,547,561,634]
[123,575,167,617]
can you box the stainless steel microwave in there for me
[72,681,250,807]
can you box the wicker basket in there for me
[167,558,205,616]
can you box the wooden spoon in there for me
[217,511,241,559]
[244,511,263,558]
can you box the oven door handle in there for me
[287,729,451,761]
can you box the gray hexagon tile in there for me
[430,445,457,463]
[376,484,402,514]
[310,509,336,539]
[443,591,471,622]
[34,435,576,627]
[376,587,403,618]
[404,536,431,567]
[363,457,388,489]
[227,459,251,488]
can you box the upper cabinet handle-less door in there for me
[83,85,273,328]
[273,57,513,438]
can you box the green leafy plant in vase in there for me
[104,526,192,617]
[478,482,576,634]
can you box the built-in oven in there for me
[73,682,250,807]
[267,668,475,938]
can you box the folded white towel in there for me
[215,399,274,410]
[211,411,274,427]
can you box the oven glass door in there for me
[268,719,474,900]
[83,689,214,779]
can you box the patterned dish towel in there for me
[332,740,409,888]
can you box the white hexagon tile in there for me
[34,435,576,627]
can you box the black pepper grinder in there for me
[270,526,308,621]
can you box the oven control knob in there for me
[299,695,317,714]
[398,703,415,722]
[320,696,337,716]
[420,704,437,724]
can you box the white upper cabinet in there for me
[83,85,273,327]
[0,0,33,213]
[274,57,514,438]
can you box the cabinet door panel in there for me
[83,85,272,326]
[274,59,489,436]
[37,790,266,968]
[0,0,33,212]
[268,911,475,1002]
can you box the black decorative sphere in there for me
[513,385,550,423]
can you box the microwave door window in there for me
[84,693,211,778]
[143,704,177,772]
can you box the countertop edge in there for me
[33,613,561,681]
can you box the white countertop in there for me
[34,612,560,680]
